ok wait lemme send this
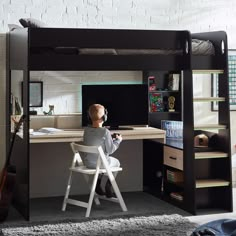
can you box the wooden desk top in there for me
[27,127,166,143]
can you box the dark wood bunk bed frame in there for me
[6,28,232,220]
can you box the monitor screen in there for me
[82,84,149,129]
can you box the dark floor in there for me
[3,192,191,225]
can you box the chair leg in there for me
[85,171,100,217]
[108,173,127,212]
[62,171,73,211]
[83,174,101,206]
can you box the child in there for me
[83,104,122,198]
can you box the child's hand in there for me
[112,133,122,141]
[116,133,122,141]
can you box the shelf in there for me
[30,113,82,117]
[149,90,179,93]
[192,69,224,74]
[194,124,227,130]
[150,111,180,114]
[193,97,225,102]
[164,180,184,188]
[196,179,230,188]
[145,62,231,214]
[195,151,228,159]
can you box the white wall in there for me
[1,0,236,182]
[11,71,142,114]
[1,0,236,47]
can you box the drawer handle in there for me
[169,156,177,160]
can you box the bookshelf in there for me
[143,71,182,128]
[143,68,232,215]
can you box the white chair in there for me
[62,142,127,217]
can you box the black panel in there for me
[29,28,190,49]
[29,55,189,71]
[196,187,232,211]
[192,55,225,70]
[11,136,29,220]
[143,140,163,195]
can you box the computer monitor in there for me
[82,84,149,129]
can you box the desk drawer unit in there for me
[164,146,183,170]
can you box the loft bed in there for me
[8,28,227,71]
[6,28,229,220]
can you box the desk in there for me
[29,127,166,143]
[14,127,166,220]
[28,126,166,198]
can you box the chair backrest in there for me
[70,142,108,169]
[71,143,100,154]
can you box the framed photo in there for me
[212,49,236,111]
[22,81,43,107]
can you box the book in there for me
[149,93,163,112]
[161,120,183,139]
[148,76,156,91]
[170,192,183,201]
[167,169,183,183]
[168,74,180,91]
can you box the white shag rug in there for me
[0,214,198,236]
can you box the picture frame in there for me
[211,49,236,111]
[22,81,43,107]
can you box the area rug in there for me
[0,214,198,236]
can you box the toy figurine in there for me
[43,105,54,115]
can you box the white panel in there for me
[30,140,143,198]
[0,34,6,171]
